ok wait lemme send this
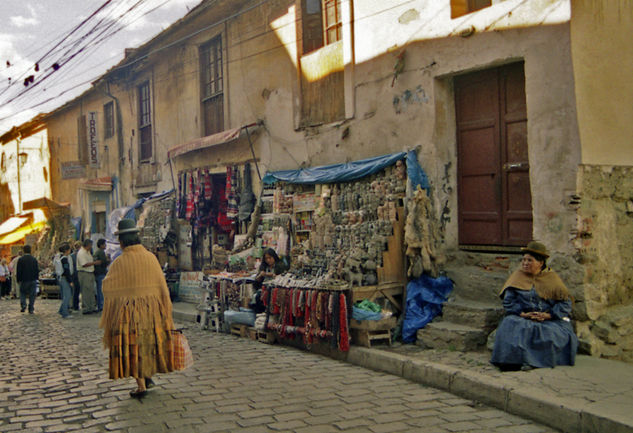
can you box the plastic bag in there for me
[352,306,382,321]
[402,274,453,343]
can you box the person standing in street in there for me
[9,251,22,299]
[100,219,176,399]
[54,243,74,318]
[0,258,10,299]
[16,245,39,314]
[77,239,98,314]
[70,241,82,310]
[93,238,110,312]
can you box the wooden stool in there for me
[349,316,397,348]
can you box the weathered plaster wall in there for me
[47,88,122,217]
[573,165,633,362]
[570,0,633,165]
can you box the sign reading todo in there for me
[87,111,99,167]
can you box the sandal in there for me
[129,389,147,399]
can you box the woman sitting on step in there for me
[491,241,578,371]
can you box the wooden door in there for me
[455,63,532,246]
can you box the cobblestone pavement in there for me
[0,299,560,433]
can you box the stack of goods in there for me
[284,162,406,285]
[211,245,229,270]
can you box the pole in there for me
[16,137,22,213]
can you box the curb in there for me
[346,347,633,433]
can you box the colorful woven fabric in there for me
[100,245,176,380]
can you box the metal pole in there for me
[245,126,261,181]
[16,137,22,213]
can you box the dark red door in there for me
[455,63,532,246]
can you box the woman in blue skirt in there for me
[491,241,578,371]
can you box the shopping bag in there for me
[172,330,194,370]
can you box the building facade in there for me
[37,0,632,361]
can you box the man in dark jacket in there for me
[16,244,39,314]
[70,241,82,310]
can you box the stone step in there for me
[441,298,504,331]
[416,321,488,352]
[444,264,511,303]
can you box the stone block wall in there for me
[573,165,633,363]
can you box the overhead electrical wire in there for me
[2,0,286,127]
[2,0,151,106]
[0,0,118,99]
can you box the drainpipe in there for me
[16,136,22,212]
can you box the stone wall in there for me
[573,165,633,363]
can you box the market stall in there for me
[187,150,442,353]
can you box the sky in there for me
[0,0,201,136]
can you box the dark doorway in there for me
[455,62,532,247]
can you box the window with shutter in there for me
[200,36,224,136]
[138,81,152,161]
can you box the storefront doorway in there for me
[454,62,532,247]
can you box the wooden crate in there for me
[349,316,397,331]
[230,324,248,337]
[349,316,396,348]
[256,330,275,344]
[247,327,258,340]
[351,328,392,347]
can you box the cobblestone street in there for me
[0,299,560,433]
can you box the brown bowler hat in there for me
[521,241,549,258]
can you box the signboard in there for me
[61,161,86,179]
[293,193,317,212]
[178,271,204,303]
[87,111,99,168]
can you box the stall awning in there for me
[263,150,430,189]
[23,197,70,211]
[0,217,29,237]
[263,152,407,185]
[0,221,46,245]
[79,177,112,191]
[167,123,261,159]
[168,128,241,159]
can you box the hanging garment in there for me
[339,293,350,352]
[185,172,194,220]
[204,170,213,201]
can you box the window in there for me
[300,0,342,54]
[200,36,224,136]
[104,101,114,139]
[138,81,152,161]
[451,0,492,18]
[323,0,342,45]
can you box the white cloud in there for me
[10,5,39,28]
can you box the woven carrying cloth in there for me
[100,244,176,379]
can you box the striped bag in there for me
[172,330,194,370]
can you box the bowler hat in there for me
[521,241,549,258]
[114,218,139,235]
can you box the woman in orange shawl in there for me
[100,219,175,398]
[491,241,578,371]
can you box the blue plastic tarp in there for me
[402,274,453,343]
[263,152,407,185]
[407,150,430,190]
[224,309,256,326]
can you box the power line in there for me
[1,0,164,108]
